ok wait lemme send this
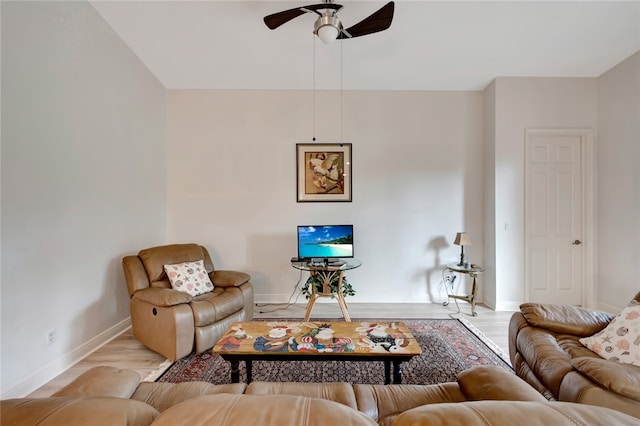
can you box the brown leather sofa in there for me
[123,244,254,361]
[509,291,640,419]
[2,365,639,425]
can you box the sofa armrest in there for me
[570,357,640,401]
[559,371,640,418]
[457,365,547,402]
[52,366,141,399]
[519,303,614,336]
[211,270,251,288]
[123,255,151,298]
[133,287,192,307]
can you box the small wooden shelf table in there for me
[291,258,361,322]
[443,262,485,316]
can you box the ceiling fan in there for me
[263,1,395,45]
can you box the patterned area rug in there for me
[156,318,512,385]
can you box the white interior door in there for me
[525,130,585,305]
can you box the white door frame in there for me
[524,128,596,307]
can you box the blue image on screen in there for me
[297,225,353,259]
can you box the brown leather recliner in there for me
[509,291,640,419]
[123,243,254,361]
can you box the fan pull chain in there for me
[312,35,316,142]
[340,38,343,144]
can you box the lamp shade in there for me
[454,232,472,246]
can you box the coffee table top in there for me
[213,320,422,358]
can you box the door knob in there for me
[572,240,582,245]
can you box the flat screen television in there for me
[297,225,354,262]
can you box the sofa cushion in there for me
[353,382,465,425]
[579,300,640,366]
[164,260,214,297]
[190,286,244,326]
[393,401,640,426]
[570,357,640,401]
[131,381,246,412]
[0,397,159,426]
[150,394,377,425]
[556,334,601,359]
[246,381,358,409]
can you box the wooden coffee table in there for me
[212,320,422,384]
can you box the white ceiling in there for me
[90,1,640,91]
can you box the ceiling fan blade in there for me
[264,3,342,30]
[338,1,394,39]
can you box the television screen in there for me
[297,225,354,260]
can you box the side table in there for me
[291,259,361,322]
[443,262,485,316]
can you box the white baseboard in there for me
[1,318,131,399]
[494,301,521,312]
[256,296,357,304]
[255,293,299,304]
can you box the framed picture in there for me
[296,143,352,202]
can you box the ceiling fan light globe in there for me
[314,15,341,44]
[317,24,339,44]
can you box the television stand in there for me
[291,258,362,322]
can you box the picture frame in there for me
[296,143,352,202]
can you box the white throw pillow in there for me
[164,260,214,297]
[579,300,640,366]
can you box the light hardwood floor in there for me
[28,302,515,398]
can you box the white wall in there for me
[482,81,497,308]
[1,2,167,397]
[167,90,485,305]
[596,51,640,312]
[490,78,598,310]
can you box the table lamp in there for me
[454,232,471,266]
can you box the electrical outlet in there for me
[47,329,56,346]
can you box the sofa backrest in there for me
[123,244,215,297]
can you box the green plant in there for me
[300,273,356,299]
